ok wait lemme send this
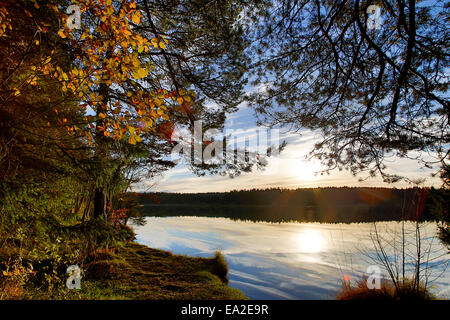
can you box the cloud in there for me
[132,105,442,193]
[133,142,441,193]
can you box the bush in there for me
[210,251,229,284]
[337,278,436,300]
[0,216,135,299]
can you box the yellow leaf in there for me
[99,113,106,119]
[131,11,141,25]
[131,56,140,67]
[128,126,135,134]
[48,4,59,12]
[177,97,183,104]
[128,136,136,145]
[135,135,142,142]
[159,41,166,50]
[133,68,148,79]
[58,29,66,38]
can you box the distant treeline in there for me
[132,187,443,223]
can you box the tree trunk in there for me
[91,45,113,221]
[93,187,106,219]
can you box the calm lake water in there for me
[131,217,450,300]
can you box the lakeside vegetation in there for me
[337,278,437,300]
[1,239,243,300]
[0,0,250,301]
[0,0,448,302]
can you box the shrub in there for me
[210,251,229,284]
[0,258,35,299]
[337,278,436,300]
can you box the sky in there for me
[132,100,443,194]
[128,1,448,194]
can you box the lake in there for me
[130,217,450,300]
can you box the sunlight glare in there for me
[291,161,321,181]
[297,229,324,253]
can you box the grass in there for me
[22,242,246,300]
[336,278,437,300]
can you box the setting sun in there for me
[291,161,322,181]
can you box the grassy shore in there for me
[55,242,246,300]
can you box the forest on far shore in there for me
[134,187,449,223]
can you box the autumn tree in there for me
[0,0,178,232]
[0,0,87,224]
[48,0,185,219]
[0,0,104,272]
[0,0,274,226]
[45,0,260,220]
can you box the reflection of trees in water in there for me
[139,203,404,223]
[135,188,440,223]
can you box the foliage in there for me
[211,251,229,284]
[427,187,450,250]
[247,0,449,183]
[337,277,436,300]
[0,0,253,300]
[13,243,246,300]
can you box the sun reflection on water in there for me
[296,229,325,253]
